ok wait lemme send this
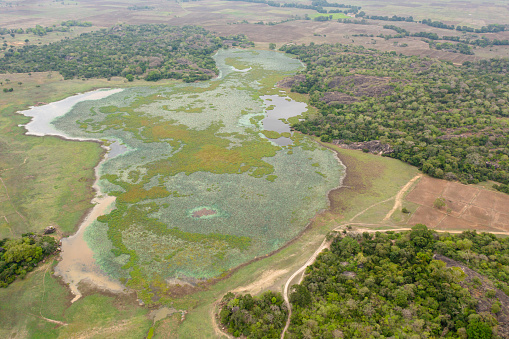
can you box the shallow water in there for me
[55,195,124,302]
[261,94,307,146]
[21,89,124,138]
[18,88,126,302]
[261,95,307,134]
[19,49,344,299]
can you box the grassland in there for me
[0,260,152,338]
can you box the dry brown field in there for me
[406,176,509,232]
[1,0,509,61]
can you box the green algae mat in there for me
[53,49,344,303]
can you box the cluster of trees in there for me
[442,36,509,47]
[218,291,288,338]
[0,233,58,287]
[337,18,368,25]
[311,0,360,14]
[0,21,91,37]
[383,24,408,35]
[0,25,252,82]
[287,225,501,338]
[280,43,509,191]
[421,18,455,30]
[435,230,509,293]
[381,25,509,49]
[60,20,92,27]
[456,24,506,33]
[0,25,70,37]
[429,41,474,55]
[127,5,154,11]
[364,15,413,22]
[225,0,359,14]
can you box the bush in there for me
[466,321,492,339]
[433,197,446,209]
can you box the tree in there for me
[433,197,446,209]
[410,224,434,249]
[126,74,134,82]
[145,70,161,81]
[269,43,276,50]
[290,284,312,307]
[466,321,492,339]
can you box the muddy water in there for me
[261,95,307,146]
[18,88,127,302]
[22,89,124,139]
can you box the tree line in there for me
[224,0,360,14]
[381,25,509,52]
[0,21,92,37]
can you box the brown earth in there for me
[192,208,217,218]
[405,176,509,232]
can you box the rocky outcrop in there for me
[44,226,56,234]
[332,140,393,155]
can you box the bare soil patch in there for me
[232,269,289,295]
[442,181,478,203]
[408,205,445,228]
[406,176,446,206]
[405,176,509,232]
[320,92,358,104]
[327,74,396,98]
[192,208,217,218]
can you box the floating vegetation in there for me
[53,49,344,302]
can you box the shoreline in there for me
[17,89,127,302]
[197,139,348,292]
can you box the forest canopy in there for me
[0,24,253,82]
[281,43,509,192]
[286,226,508,338]
[0,233,57,287]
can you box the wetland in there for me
[19,49,344,303]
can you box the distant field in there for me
[340,0,509,25]
[1,0,508,60]
[310,12,350,20]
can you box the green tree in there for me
[433,197,446,209]
[466,321,492,339]
[290,284,311,307]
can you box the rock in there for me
[332,139,393,155]
[44,226,56,234]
